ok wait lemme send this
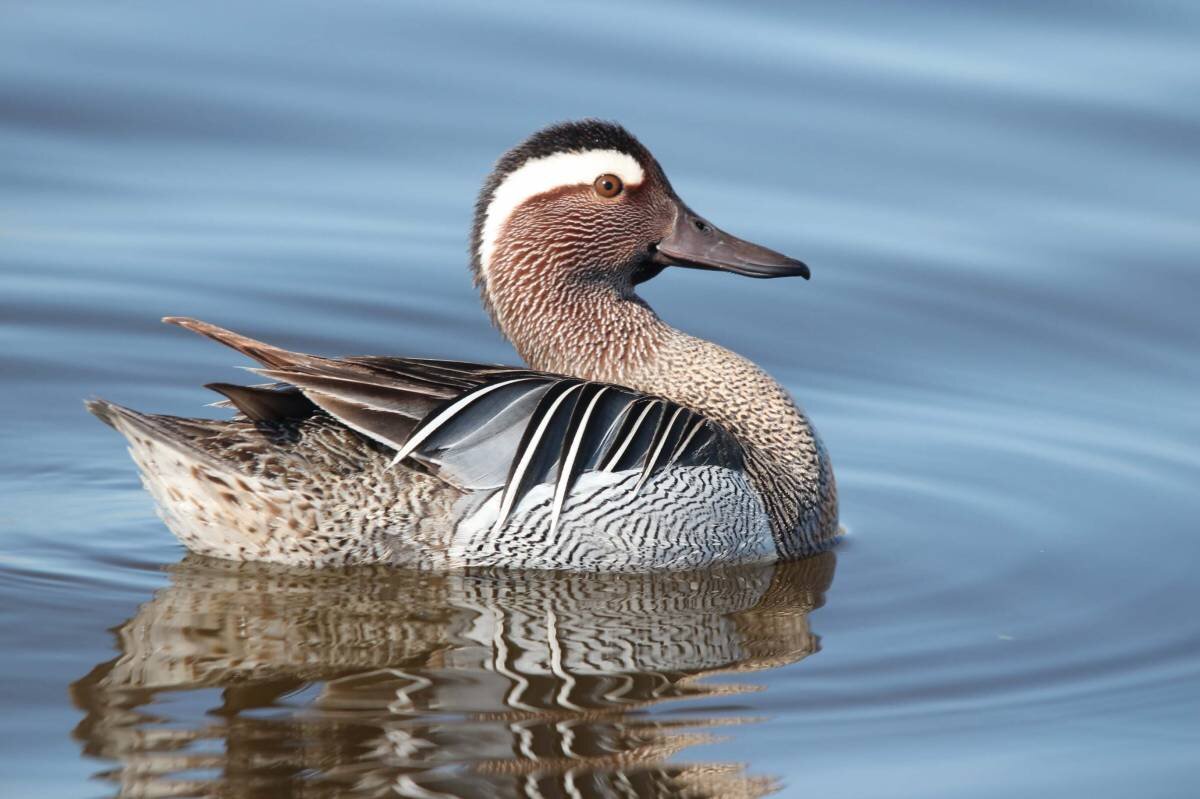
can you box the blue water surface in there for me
[2,2,1198,797]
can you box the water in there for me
[2,1,1198,795]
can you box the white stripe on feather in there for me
[670,417,708,464]
[634,406,686,492]
[491,382,584,534]
[389,377,539,467]
[548,386,610,536]
[600,400,659,472]
[593,396,637,463]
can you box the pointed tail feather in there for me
[162,317,301,369]
[203,383,316,422]
[85,397,122,429]
[84,398,230,470]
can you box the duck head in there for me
[470,120,810,333]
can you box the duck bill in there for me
[651,206,810,280]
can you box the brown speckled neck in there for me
[492,271,667,385]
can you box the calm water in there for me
[2,2,1199,796]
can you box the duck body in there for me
[89,121,838,570]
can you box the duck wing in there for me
[167,317,744,533]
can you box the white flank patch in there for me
[477,149,645,280]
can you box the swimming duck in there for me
[88,120,838,570]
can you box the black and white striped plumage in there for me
[258,348,737,520]
[86,317,765,569]
[397,375,741,534]
[185,318,743,527]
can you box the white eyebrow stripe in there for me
[477,149,645,280]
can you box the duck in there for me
[87,120,838,571]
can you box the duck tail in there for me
[84,398,228,471]
[85,397,123,429]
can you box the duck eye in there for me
[593,173,623,198]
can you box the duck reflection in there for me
[72,553,834,798]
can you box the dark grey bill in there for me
[651,205,811,280]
